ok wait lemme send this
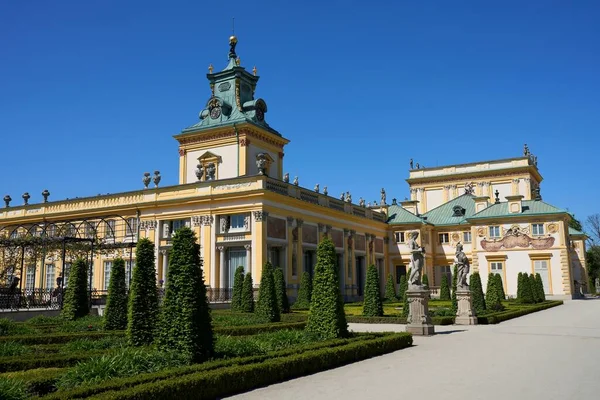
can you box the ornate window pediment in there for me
[195,151,222,181]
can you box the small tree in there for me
[306,237,348,339]
[384,274,397,302]
[451,265,458,313]
[157,227,213,362]
[422,274,430,290]
[230,266,245,312]
[104,258,128,330]
[241,273,254,313]
[494,273,506,301]
[519,273,534,304]
[273,268,290,314]
[439,274,451,301]
[529,273,541,303]
[256,262,280,323]
[485,273,503,311]
[293,271,312,309]
[127,238,159,346]
[400,270,410,318]
[363,265,383,317]
[61,258,89,321]
[535,273,546,301]
[469,272,486,314]
[516,272,524,301]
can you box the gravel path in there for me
[227,300,600,400]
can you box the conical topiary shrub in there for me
[401,270,410,318]
[230,266,245,312]
[256,262,280,323]
[104,258,128,330]
[439,274,451,301]
[363,265,383,317]
[293,271,312,309]
[384,274,397,302]
[451,265,458,313]
[157,227,213,362]
[516,272,524,301]
[519,273,534,304]
[486,274,502,311]
[469,272,486,314]
[241,273,254,313]
[535,273,546,302]
[422,274,430,290]
[529,273,541,303]
[273,268,290,314]
[494,273,506,301]
[127,238,159,346]
[306,237,348,339]
[62,258,89,321]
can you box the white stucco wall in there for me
[247,144,279,177]
[426,189,443,211]
[493,182,511,202]
[186,144,238,183]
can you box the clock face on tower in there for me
[210,107,221,119]
[255,108,264,121]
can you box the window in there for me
[125,260,135,288]
[45,265,55,289]
[395,232,405,243]
[85,223,96,238]
[126,218,137,237]
[46,225,56,237]
[463,231,472,243]
[268,247,280,268]
[435,265,452,287]
[25,266,35,290]
[103,261,112,290]
[489,226,501,238]
[10,230,18,239]
[438,233,450,244]
[230,214,246,231]
[395,265,406,284]
[532,223,544,236]
[105,220,116,239]
[534,259,550,293]
[304,251,315,277]
[63,262,72,287]
[490,262,503,273]
[5,266,15,286]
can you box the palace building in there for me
[0,36,589,305]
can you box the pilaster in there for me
[286,216,295,283]
[200,215,214,287]
[296,218,304,281]
[253,210,269,282]
[178,149,186,184]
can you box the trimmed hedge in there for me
[256,262,280,323]
[363,265,383,317]
[0,331,123,345]
[0,367,63,396]
[215,321,306,336]
[293,271,312,309]
[241,273,255,313]
[61,258,89,320]
[384,274,397,302]
[469,272,486,314]
[0,350,105,372]
[85,333,413,400]
[400,271,409,318]
[231,266,245,312]
[346,316,455,326]
[273,268,290,314]
[104,258,128,331]
[485,273,503,311]
[535,273,546,302]
[42,334,394,400]
[478,301,563,324]
[439,274,451,301]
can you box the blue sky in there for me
[1,1,599,224]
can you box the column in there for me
[350,230,356,296]
[160,249,168,285]
[296,219,304,279]
[286,217,295,283]
[253,211,269,282]
[201,216,214,287]
[244,244,252,275]
[217,246,226,289]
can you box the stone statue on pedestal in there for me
[407,231,425,288]
[283,173,289,183]
[381,188,386,205]
[455,242,470,289]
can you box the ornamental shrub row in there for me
[0,367,63,397]
[42,334,389,400]
[274,268,290,314]
[439,274,451,301]
[230,266,245,312]
[363,265,383,317]
[0,331,122,345]
[478,301,562,324]
[384,274,397,302]
[241,273,255,313]
[469,272,486,314]
[0,350,107,372]
[104,258,128,331]
[83,333,413,400]
[293,271,312,309]
[256,262,280,323]
[61,258,89,321]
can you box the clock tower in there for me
[174,36,289,184]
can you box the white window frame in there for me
[395,232,405,243]
[229,214,246,232]
[103,261,112,290]
[463,231,472,243]
[125,260,135,288]
[25,266,35,290]
[126,218,137,238]
[532,223,544,236]
[105,220,116,239]
[45,264,55,289]
[490,261,503,273]
[439,233,450,244]
[489,226,501,238]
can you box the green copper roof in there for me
[469,200,566,220]
[421,194,476,226]
[568,227,586,236]
[387,205,424,225]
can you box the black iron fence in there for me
[0,288,62,311]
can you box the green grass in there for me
[215,329,322,358]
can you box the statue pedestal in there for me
[455,288,478,325]
[406,287,435,336]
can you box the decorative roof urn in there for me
[153,171,161,188]
[42,189,50,203]
[142,172,151,189]
[3,195,11,208]
[22,192,30,205]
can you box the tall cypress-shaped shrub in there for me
[293,271,312,309]
[520,273,534,304]
[439,274,451,301]
[273,268,290,314]
[422,274,430,290]
[104,258,128,330]
[61,258,89,321]
[306,237,348,339]
[535,273,546,301]
[127,238,159,346]
[384,274,397,302]
[241,273,254,313]
[256,262,280,323]
[363,265,383,317]
[451,265,458,313]
[469,272,486,314]
[485,274,502,311]
[516,272,524,301]
[494,273,506,301]
[231,266,245,312]
[401,269,410,318]
[157,227,213,362]
[529,274,540,303]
